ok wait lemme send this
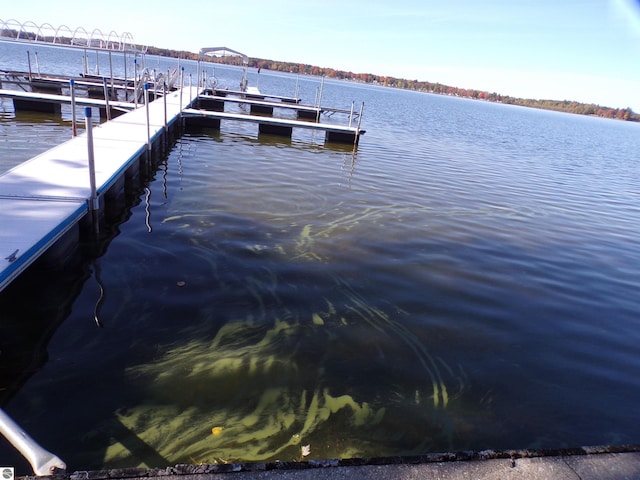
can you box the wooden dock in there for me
[0,87,196,293]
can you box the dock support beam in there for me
[259,123,292,137]
[250,104,274,115]
[12,98,61,114]
[184,115,220,129]
[325,130,359,145]
[297,108,319,120]
[198,97,225,112]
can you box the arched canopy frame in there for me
[0,19,146,53]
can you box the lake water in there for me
[1,41,640,473]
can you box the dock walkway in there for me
[198,93,358,119]
[0,87,196,293]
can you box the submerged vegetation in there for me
[92,193,472,467]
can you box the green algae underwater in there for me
[93,212,471,468]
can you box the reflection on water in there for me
[2,56,640,472]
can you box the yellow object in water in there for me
[212,426,224,436]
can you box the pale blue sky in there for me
[2,0,640,110]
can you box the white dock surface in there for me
[182,108,364,135]
[0,87,196,292]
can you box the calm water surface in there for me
[1,42,640,472]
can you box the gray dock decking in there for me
[0,87,196,292]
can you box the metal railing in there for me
[0,408,65,475]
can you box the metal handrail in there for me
[0,408,66,476]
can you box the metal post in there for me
[0,408,66,476]
[196,59,201,91]
[26,51,32,81]
[70,79,77,137]
[102,77,111,121]
[189,73,193,103]
[83,49,88,76]
[84,107,100,235]
[145,82,151,152]
[153,72,158,98]
[315,76,325,123]
[295,75,300,101]
[179,67,184,110]
[35,51,41,77]
[349,101,354,128]
[355,101,364,146]
[163,81,168,134]
[108,50,114,91]
[318,75,325,107]
[133,58,138,107]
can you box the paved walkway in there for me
[20,447,640,480]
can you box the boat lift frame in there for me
[197,46,250,93]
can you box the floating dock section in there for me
[0,86,197,293]
[183,107,364,144]
[188,92,365,144]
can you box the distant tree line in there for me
[198,54,639,122]
[3,27,636,122]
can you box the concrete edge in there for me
[19,444,640,479]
